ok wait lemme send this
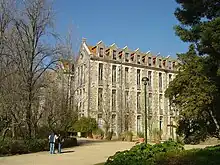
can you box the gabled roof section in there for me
[88,45,97,55]
[109,43,118,49]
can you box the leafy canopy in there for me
[165,0,220,143]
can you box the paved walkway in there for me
[0,140,134,165]
[0,139,218,165]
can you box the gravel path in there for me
[0,139,218,165]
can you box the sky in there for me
[53,0,189,58]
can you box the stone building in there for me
[75,39,178,141]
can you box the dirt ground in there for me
[0,139,218,165]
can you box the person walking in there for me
[57,134,62,153]
[48,132,57,154]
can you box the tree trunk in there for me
[209,109,220,137]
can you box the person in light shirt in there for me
[48,132,58,154]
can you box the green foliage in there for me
[105,140,184,165]
[0,136,77,156]
[73,117,98,133]
[137,132,144,138]
[165,0,220,143]
[153,145,220,165]
[93,128,104,136]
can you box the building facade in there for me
[75,39,178,141]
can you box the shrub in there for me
[105,139,184,165]
[153,146,220,165]
[137,132,144,138]
[93,128,104,139]
[73,117,98,135]
[0,136,77,156]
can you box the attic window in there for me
[137,55,141,64]
[148,57,152,66]
[159,59,162,68]
[173,62,176,69]
[99,48,104,57]
[142,56,146,63]
[168,61,171,69]
[163,60,166,67]
[125,53,129,62]
[113,50,116,60]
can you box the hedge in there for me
[105,140,220,165]
[0,137,77,156]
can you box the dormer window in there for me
[137,55,140,64]
[148,57,152,66]
[163,60,166,68]
[142,56,146,63]
[131,53,135,61]
[99,47,104,57]
[159,59,162,68]
[168,61,171,69]
[125,53,129,62]
[153,57,156,65]
[113,50,116,60]
[172,62,176,69]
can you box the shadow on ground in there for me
[77,138,114,147]
[61,150,75,154]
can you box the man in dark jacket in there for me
[57,134,63,153]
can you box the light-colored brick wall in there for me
[75,40,178,140]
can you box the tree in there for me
[165,0,220,142]
[165,45,219,143]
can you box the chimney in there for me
[82,38,86,43]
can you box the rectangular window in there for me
[112,65,116,86]
[112,114,116,133]
[137,115,141,133]
[78,67,80,85]
[159,116,163,131]
[98,88,103,111]
[172,62,176,69]
[137,69,140,87]
[159,73,162,92]
[125,53,129,62]
[170,117,174,139]
[142,55,146,63]
[81,65,83,84]
[112,90,116,112]
[169,74,172,84]
[148,57,152,66]
[148,93,152,114]
[125,91,129,110]
[159,94,163,115]
[148,71,152,89]
[137,92,141,113]
[137,55,141,64]
[125,114,129,131]
[163,60,166,68]
[168,61,171,69]
[99,47,104,57]
[125,67,129,88]
[98,114,103,128]
[159,59,162,68]
[83,64,86,83]
[98,63,103,85]
[113,50,116,60]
